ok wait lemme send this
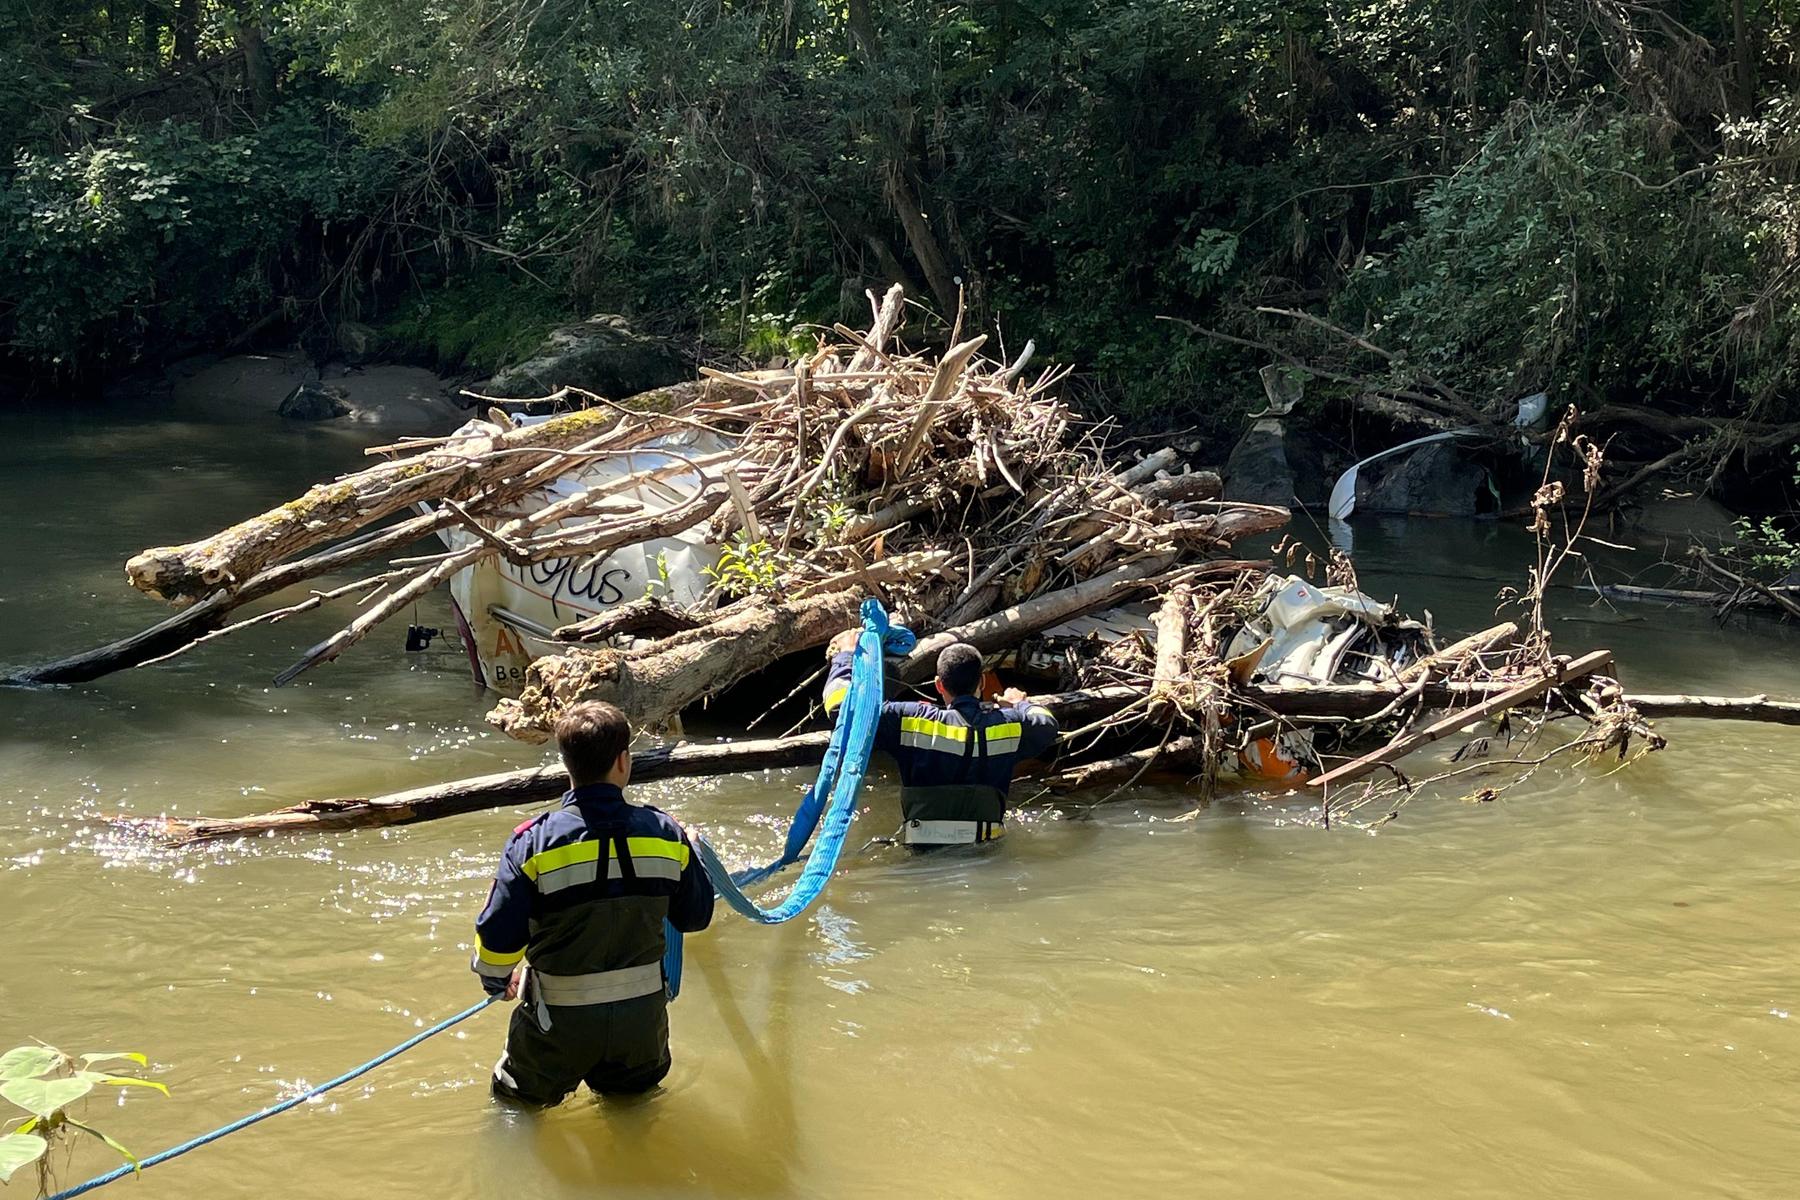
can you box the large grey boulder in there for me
[1357,442,1485,516]
[278,380,351,421]
[1224,418,1297,507]
[484,315,685,400]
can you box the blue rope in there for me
[663,598,911,995]
[46,995,500,1200]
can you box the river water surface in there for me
[3,401,1799,1198]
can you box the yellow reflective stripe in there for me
[898,717,1024,755]
[522,835,688,882]
[520,840,599,881]
[624,836,690,869]
[896,717,1024,741]
[823,683,849,715]
[475,934,526,968]
[900,716,966,740]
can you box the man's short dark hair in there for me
[555,701,632,785]
[936,642,984,697]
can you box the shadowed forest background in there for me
[3,0,1798,512]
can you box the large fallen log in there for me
[130,407,609,604]
[143,686,1141,844]
[127,674,1800,846]
[488,550,956,739]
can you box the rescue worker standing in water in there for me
[472,701,714,1104]
[824,635,1058,847]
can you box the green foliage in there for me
[701,532,784,599]
[379,273,568,374]
[3,0,1800,479]
[0,1043,164,1187]
[1339,110,1748,407]
[0,104,395,369]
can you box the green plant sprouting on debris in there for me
[702,532,784,598]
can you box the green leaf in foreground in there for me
[0,1048,58,1081]
[79,1072,169,1096]
[0,1132,48,1183]
[79,1053,149,1070]
[0,1075,95,1118]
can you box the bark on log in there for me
[1039,735,1204,794]
[1397,621,1518,683]
[1627,694,1800,725]
[125,380,737,605]
[1136,471,1223,505]
[490,589,867,741]
[1147,586,1192,723]
[552,598,703,644]
[143,686,1140,844]
[902,554,1181,681]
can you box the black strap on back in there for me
[952,698,991,784]
[608,827,636,884]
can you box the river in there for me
[3,399,1799,1198]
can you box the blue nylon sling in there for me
[664,598,912,996]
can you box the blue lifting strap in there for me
[664,598,913,997]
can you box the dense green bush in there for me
[0,105,393,369]
[3,0,1799,480]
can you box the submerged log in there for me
[1040,735,1205,794]
[144,686,1140,844]
[1627,693,1800,724]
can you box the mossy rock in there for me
[483,315,685,401]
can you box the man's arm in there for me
[821,644,907,755]
[472,831,533,997]
[668,825,716,933]
[1003,688,1061,762]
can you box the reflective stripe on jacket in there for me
[821,651,1059,799]
[472,784,715,997]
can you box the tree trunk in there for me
[232,0,276,116]
[126,382,737,605]
[1731,0,1755,115]
[487,566,949,739]
[173,0,199,65]
[884,163,962,320]
[140,0,164,70]
[145,687,1141,844]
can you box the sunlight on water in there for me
[4,405,1800,1197]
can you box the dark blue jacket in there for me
[823,652,1059,797]
[472,784,715,995]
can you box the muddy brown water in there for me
[3,402,1799,1198]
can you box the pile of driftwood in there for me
[18,286,1284,734]
[10,286,1799,845]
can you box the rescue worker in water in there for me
[472,701,715,1104]
[824,636,1059,847]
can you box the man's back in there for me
[476,781,714,1102]
[824,646,1058,845]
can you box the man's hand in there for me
[999,686,1030,705]
[827,628,860,657]
[503,965,524,1002]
